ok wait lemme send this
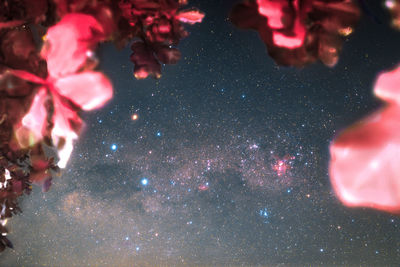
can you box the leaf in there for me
[130,41,161,79]
[156,47,181,64]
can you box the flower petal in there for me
[330,106,400,213]
[15,87,48,147]
[176,10,205,24]
[43,13,105,79]
[330,66,400,213]
[257,0,291,29]
[374,65,400,104]
[51,95,82,168]
[54,71,113,110]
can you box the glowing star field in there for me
[1,0,400,266]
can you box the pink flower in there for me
[330,65,400,213]
[10,13,113,168]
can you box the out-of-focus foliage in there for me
[385,0,400,29]
[230,0,360,67]
[120,0,204,79]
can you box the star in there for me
[258,208,270,223]
[131,114,139,120]
[141,178,149,186]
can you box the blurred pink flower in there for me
[10,13,113,168]
[330,65,400,213]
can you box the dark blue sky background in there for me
[1,0,400,266]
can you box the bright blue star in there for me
[241,94,246,99]
[111,144,117,151]
[287,188,292,193]
[141,178,148,186]
[258,208,270,223]
[156,131,162,137]
[259,208,269,218]
[136,246,140,251]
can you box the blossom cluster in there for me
[230,0,360,67]
[0,0,203,251]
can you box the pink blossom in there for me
[11,13,113,168]
[330,65,400,213]
[42,13,105,78]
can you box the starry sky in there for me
[1,0,400,266]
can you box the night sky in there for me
[1,0,400,266]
